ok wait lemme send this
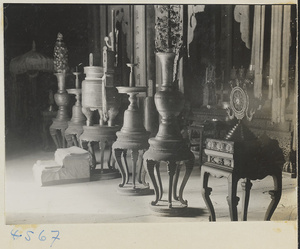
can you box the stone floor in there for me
[5,146,297,225]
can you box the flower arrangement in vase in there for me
[155,5,183,86]
[155,5,183,54]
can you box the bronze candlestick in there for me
[112,64,152,195]
[65,72,86,147]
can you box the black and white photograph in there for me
[1,1,298,248]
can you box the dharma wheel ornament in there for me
[225,67,259,141]
[227,67,257,121]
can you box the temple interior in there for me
[2,3,298,248]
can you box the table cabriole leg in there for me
[99,141,106,172]
[139,150,148,187]
[107,140,113,169]
[241,178,252,221]
[123,150,130,184]
[131,149,139,189]
[65,133,73,147]
[61,128,67,148]
[155,163,163,200]
[264,170,282,221]
[114,148,126,187]
[200,168,216,221]
[87,141,96,171]
[73,135,79,147]
[79,139,84,149]
[146,160,159,205]
[167,161,176,208]
[138,152,143,184]
[178,158,194,206]
[227,174,240,221]
[140,164,148,187]
[112,155,116,169]
[50,128,61,148]
[173,162,181,201]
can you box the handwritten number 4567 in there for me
[11,229,60,247]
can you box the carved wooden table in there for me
[200,126,284,221]
[80,125,121,180]
[112,86,152,195]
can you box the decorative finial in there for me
[54,32,68,73]
[89,53,93,67]
[57,32,63,42]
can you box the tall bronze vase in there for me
[143,52,194,213]
[154,52,184,143]
[54,72,70,122]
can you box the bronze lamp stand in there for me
[112,64,152,195]
[65,71,86,147]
